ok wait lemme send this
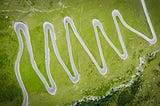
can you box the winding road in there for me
[14,0,157,106]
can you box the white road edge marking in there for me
[14,0,157,106]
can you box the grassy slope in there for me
[76,52,160,106]
[0,0,159,105]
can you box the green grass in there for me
[0,0,160,105]
[80,51,160,106]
